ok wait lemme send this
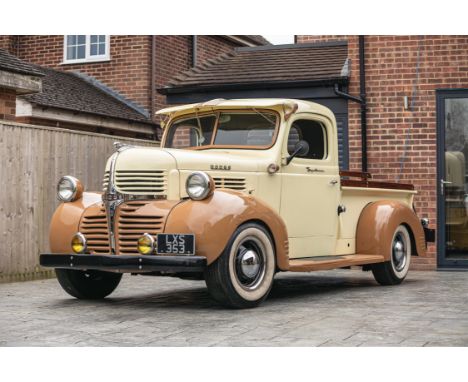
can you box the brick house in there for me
[295,35,468,270]
[159,36,468,270]
[0,35,269,136]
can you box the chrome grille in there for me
[213,177,246,191]
[114,170,167,195]
[117,201,165,254]
[80,205,110,254]
[102,171,110,192]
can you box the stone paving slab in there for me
[0,269,467,346]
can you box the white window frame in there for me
[62,35,110,64]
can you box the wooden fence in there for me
[0,121,158,283]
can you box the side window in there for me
[287,119,327,160]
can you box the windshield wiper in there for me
[251,108,276,126]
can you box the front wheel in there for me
[371,224,412,285]
[204,223,276,309]
[55,269,122,299]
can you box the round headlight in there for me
[71,232,87,254]
[57,176,83,202]
[186,171,214,201]
[137,233,156,255]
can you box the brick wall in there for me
[298,35,468,270]
[0,35,19,54]
[0,88,16,120]
[15,35,153,113]
[2,35,244,122]
[154,35,240,118]
[196,36,238,64]
[154,36,192,115]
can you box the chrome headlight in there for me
[57,175,83,202]
[185,171,214,201]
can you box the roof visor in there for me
[156,98,298,123]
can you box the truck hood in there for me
[114,147,272,173]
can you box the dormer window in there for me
[63,35,110,64]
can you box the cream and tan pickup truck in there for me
[40,99,433,308]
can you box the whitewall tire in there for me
[204,222,276,308]
[372,224,412,285]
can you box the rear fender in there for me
[164,190,289,269]
[356,200,426,259]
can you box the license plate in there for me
[157,234,195,255]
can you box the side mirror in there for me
[286,140,309,165]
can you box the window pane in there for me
[288,120,327,160]
[67,46,76,60]
[67,35,76,45]
[98,43,105,55]
[99,35,106,43]
[166,116,216,148]
[77,45,86,59]
[214,113,277,146]
[90,35,98,44]
[77,35,86,44]
[90,44,98,56]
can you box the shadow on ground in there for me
[48,272,417,311]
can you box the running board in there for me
[288,254,385,272]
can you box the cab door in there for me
[280,115,340,258]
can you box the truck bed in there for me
[337,171,417,255]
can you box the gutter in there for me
[192,35,198,67]
[158,77,348,95]
[333,35,367,172]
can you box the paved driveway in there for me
[1,269,467,346]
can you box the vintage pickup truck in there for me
[40,99,432,308]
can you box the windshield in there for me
[164,111,278,149]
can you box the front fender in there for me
[356,200,426,259]
[49,192,102,253]
[164,190,289,269]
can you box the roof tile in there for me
[21,67,151,123]
[0,49,44,77]
[160,42,348,93]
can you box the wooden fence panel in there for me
[0,121,158,282]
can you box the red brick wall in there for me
[15,35,153,113]
[0,88,16,120]
[0,35,19,53]
[196,36,238,64]
[154,35,241,118]
[154,36,192,115]
[3,35,245,122]
[298,35,468,270]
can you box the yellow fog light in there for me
[71,232,87,254]
[137,233,156,255]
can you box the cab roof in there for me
[156,98,335,125]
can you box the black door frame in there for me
[436,88,468,268]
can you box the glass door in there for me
[437,90,468,267]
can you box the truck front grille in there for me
[114,170,167,195]
[213,177,246,191]
[102,171,110,192]
[79,205,111,254]
[116,201,165,254]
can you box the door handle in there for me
[329,179,338,186]
[440,179,452,194]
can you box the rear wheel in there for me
[372,224,412,285]
[55,269,122,299]
[204,223,276,309]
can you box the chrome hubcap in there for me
[392,233,407,272]
[235,238,265,289]
[240,250,261,279]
